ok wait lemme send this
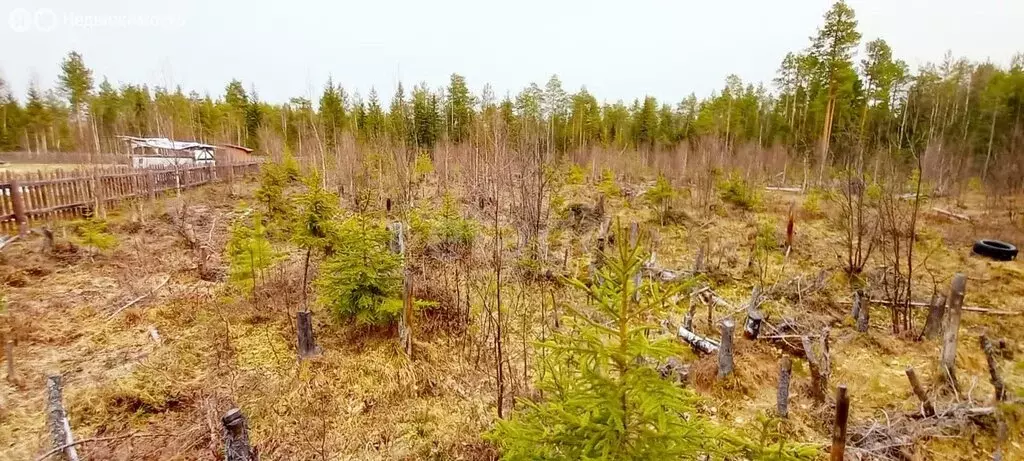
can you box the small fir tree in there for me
[228,212,277,301]
[490,222,814,461]
[645,174,675,225]
[316,214,404,325]
[73,219,117,257]
[294,171,340,306]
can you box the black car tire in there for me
[972,240,1018,261]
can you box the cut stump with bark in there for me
[777,356,792,418]
[920,293,946,340]
[296,311,319,359]
[940,273,967,391]
[830,385,850,461]
[905,366,935,417]
[222,408,254,461]
[718,320,735,378]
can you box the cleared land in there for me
[0,169,1021,460]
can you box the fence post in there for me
[147,170,156,201]
[9,178,28,235]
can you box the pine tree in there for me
[58,51,94,150]
[810,1,862,181]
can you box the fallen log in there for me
[837,298,1018,316]
[932,207,970,221]
[765,186,803,193]
[0,234,20,251]
[107,275,171,320]
[678,325,719,354]
[46,374,80,461]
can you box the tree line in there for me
[1,1,1022,185]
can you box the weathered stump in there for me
[222,408,254,461]
[802,329,831,405]
[777,356,792,418]
[692,246,708,274]
[717,320,735,378]
[905,366,935,417]
[296,311,319,359]
[940,273,967,391]
[4,340,12,382]
[920,292,946,340]
[683,299,698,331]
[46,374,79,461]
[854,290,869,332]
[743,309,764,340]
[399,271,414,358]
[743,287,764,340]
[980,334,1006,402]
[830,385,850,461]
[388,222,405,256]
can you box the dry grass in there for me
[0,173,1022,460]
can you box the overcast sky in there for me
[1,0,1021,105]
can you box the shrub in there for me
[597,168,621,197]
[316,215,404,325]
[281,150,301,181]
[565,163,587,186]
[255,163,293,222]
[718,173,761,210]
[801,188,825,216]
[433,193,476,254]
[646,174,676,224]
[413,151,434,183]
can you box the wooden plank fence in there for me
[0,162,260,235]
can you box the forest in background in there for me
[1,1,1023,193]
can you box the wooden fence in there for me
[0,162,260,235]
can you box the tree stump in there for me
[802,330,830,405]
[717,320,735,378]
[830,385,850,461]
[683,299,698,331]
[920,292,946,340]
[399,271,413,358]
[744,309,764,340]
[296,311,319,359]
[940,273,967,391]
[980,334,1006,402]
[222,408,254,461]
[905,366,935,417]
[46,374,79,461]
[388,222,405,256]
[854,290,869,332]
[777,356,792,418]
[743,287,764,339]
[4,340,13,382]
